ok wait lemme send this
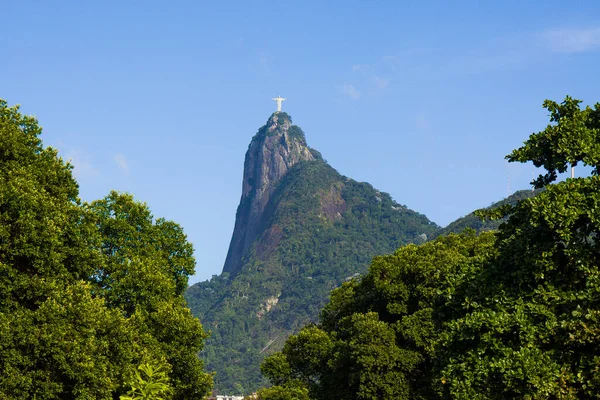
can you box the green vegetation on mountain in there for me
[259,96,600,399]
[0,98,211,399]
[431,189,541,239]
[185,114,438,394]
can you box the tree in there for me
[253,385,310,400]
[440,96,600,398]
[120,363,171,400]
[261,232,496,399]
[0,98,211,399]
[507,96,600,187]
[87,192,212,399]
[261,96,600,399]
[0,99,133,398]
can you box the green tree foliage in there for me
[441,97,600,398]
[261,232,496,399]
[507,95,600,187]
[0,99,127,398]
[253,385,310,400]
[262,96,600,399]
[87,192,212,399]
[0,99,211,399]
[441,178,600,398]
[120,363,171,400]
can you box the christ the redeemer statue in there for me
[272,96,286,112]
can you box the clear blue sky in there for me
[2,1,600,284]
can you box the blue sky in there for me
[2,1,600,284]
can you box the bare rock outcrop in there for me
[222,113,314,275]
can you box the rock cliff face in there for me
[222,112,314,275]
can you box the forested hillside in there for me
[185,114,438,394]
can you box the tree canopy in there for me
[0,99,212,399]
[507,96,600,188]
[259,96,600,399]
[259,232,496,399]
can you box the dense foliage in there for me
[259,96,600,399]
[259,232,496,399]
[0,99,211,399]
[120,363,171,400]
[186,131,438,394]
[441,176,600,398]
[441,96,600,398]
[507,96,600,188]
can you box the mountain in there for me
[222,112,315,276]
[431,189,541,239]
[185,112,439,394]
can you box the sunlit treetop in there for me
[507,96,600,188]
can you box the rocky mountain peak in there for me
[265,112,292,134]
[222,113,315,275]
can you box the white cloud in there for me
[340,83,361,100]
[370,75,390,90]
[349,57,394,97]
[541,27,600,53]
[113,153,130,175]
[66,150,99,180]
[352,64,370,73]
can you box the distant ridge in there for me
[432,189,541,239]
